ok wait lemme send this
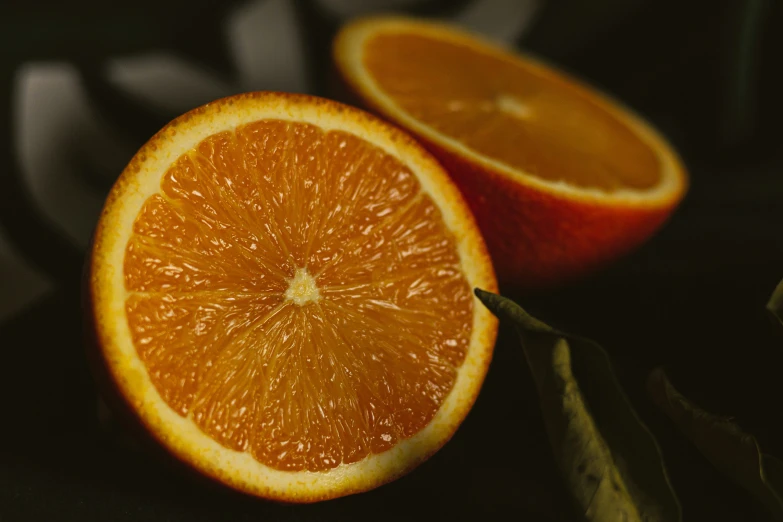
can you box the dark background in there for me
[1,0,782,520]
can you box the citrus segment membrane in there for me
[362,31,662,192]
[123,120,474,473]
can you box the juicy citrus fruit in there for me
[333,17,688,288]
[86,92,497,502]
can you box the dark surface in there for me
[1,0,783,520]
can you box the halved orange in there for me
[333,17,688,288]
[86,92,497,502]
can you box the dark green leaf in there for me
[647,367,783,520]
[475,289,681,522]
[767,278,783,329]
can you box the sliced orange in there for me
[86,92,497,502]
[333,17,688,288]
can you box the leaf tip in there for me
[647,366,675,411]
[473,287,491,299]
[473,287,501,314]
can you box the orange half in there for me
[334,17,688,287]
[86,92,497,502]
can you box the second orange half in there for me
[334,17,688,288]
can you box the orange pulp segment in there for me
[355,26,663,192]
[122,118,476,473]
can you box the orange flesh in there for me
[123,120,473,472]
[363,32,661,191]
